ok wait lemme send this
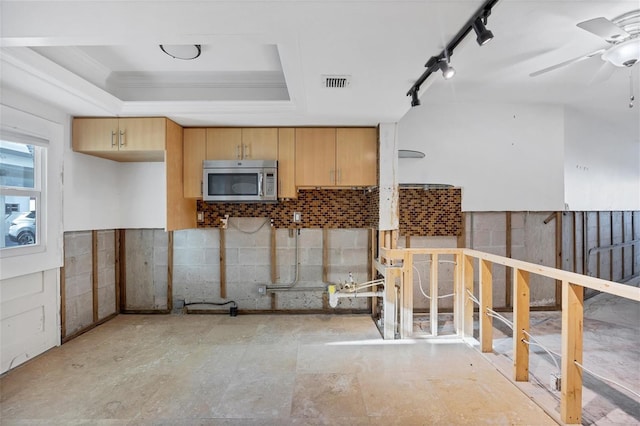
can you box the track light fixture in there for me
[410,88,421,106]
[472,17,494,46]
[406,0,500,107]
[438,60,456,80]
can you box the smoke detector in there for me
[322,75,351,88]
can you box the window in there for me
[0,139,43,250]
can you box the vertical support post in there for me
[401,251,413,338]
[453,252,463,335]
[572,212,577,273]
[115,230,121,314]
[369,229,377,317]
[60,258,66,340]
[270,226,277,284]
[555,211,563,308]
[167,231,173,311]
[513,268,530,382]
[561,280,584,425]
[92,230,99,323]
[430,253,439,336]
[479,259,493,353]
[118,229,127,311]
[220,228,226,299]
[463,255,474,339]
[384,267,399,339]
[505,212,512,308]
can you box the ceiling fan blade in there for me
[589,61,616,85]
[577,17,630,42]
[529,49,605,77]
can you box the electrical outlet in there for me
[550,373,561,391]
[258,285,267,295]
[293,212,302,222]
[197,211,204,222]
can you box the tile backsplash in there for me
[197,187,461,236]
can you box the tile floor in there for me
[0,314,557,425]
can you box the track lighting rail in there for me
[407,0,500,106]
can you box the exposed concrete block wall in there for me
[124,229,168,310]
[96,230,116,319]
[63,231,93,335]
[63,230,117,336]
[172,219,369,311]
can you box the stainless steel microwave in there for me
[203,160,278,202]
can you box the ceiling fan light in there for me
[472,18,494,46]
[159,44,202,60]
[602,38,640,67]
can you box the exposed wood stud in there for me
[457,212,466,248]
[220,229,226,299]
[582,213,587,275]
[271,227,277,283]
[555,212,562,308]
[271,293,277,310]
[119,229,127,311]
[401,251,414,338]
[561,280,584,424]
[115,230,121,314]
[480,259,493,353]
[622,212,626,279]
[405,235,411,249]
[597,212,601,279]
[610,211,614,281]
[429,253,438,337]
[60,258,66,340]
[92,230,99,322]
[505,212,512,308]
[571,212,578,273]
[513,268,530,382]
[167,231,174,311]
[368,228,375,313]
[463,255,474,338]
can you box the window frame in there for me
[1,137,45,256]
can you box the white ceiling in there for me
[1,0,639,136]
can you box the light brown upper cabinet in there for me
[206,128,277,160]
[336,128,378,186]
[72,117,167,161]
[277,128,296,199]
[183,128,206,198]
[296,127,377,187]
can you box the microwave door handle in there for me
[258,172,264,197]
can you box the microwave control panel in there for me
[265,172,276,196]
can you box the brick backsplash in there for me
[197,186,461,236]
[399,187,462,236]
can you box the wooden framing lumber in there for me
[463,254,474,338]
[92,230,99,322]
[400,251,413,338]
[561,280,584,424]
[220,228,226,299]
[167,231,173,311]
[505,212,512,308]
[513,268,530,382]
[430,253,438,336]
[479,259,493,353]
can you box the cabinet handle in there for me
[119,130,125,148]
[244,144,250,158]
[236,145,241,159]
[111,131,117,148]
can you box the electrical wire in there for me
[575,361,640,399]
[486,308,514,330]
[228,217,271,234]
[466,288,480,306]
[521,338,560,372]
[184,300,237,307]
[413,265,430,299]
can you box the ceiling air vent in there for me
[322,75,351,88]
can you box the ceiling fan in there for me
[530,9,640,78]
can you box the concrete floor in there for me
[0,314,556,425]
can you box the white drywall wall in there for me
[397,102,565,211]
[564,107,640,211]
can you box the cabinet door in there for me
[118,117,166,151]
[206,128,243,159]
[277,128,296,199]
[183,128,206,198]
[295,128,336,187]
[72,118,119,152]
[166,119,197,231]
[336,128,378,186]
[241,128,278,160]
